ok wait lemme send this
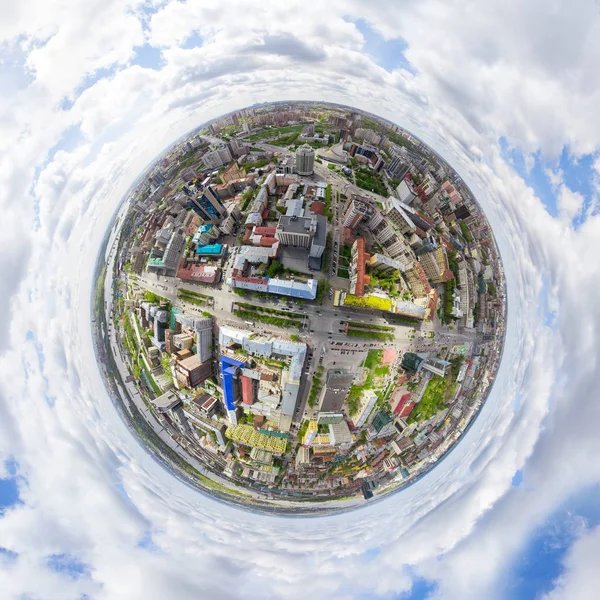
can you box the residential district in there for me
[97,101,506,507]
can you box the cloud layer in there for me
[1,1,600,598]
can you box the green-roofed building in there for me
[401,352,424,373]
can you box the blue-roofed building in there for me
[195,243,224,256]
[219,355,245,424]
[192,224,219,246]
[266,277,317,300]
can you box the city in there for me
[93,101,507,511]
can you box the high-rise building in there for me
[368,253,405,274]
[275,215,317,248]
[387,155,410,180]
[384,197,416,234]
[343,196,371,228]
[194,317,213,363]
[203,146,233,169]
[353,390,378,428]
[295,143,315,176]
[349,238,369,297]
[395,180,417,205]
[184,183,227,223]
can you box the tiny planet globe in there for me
[92,100,506,514]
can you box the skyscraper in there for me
[185,184,227,223]
[295,143,315,176]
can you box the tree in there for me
[290,334,300,342]
[266,260,284,278]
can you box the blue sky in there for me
[504,484,600,599]
[0,459,21,516]
[352,19,416,74]
[499,137,598,220]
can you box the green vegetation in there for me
[290,334,300,342]
[385,314,421,326]
[316,279,330,304]
[322,232,332,273]
[407,375,454,423]
[245,158,271,171]
[143,291,170,305]
[459,221,473,243]
[345,322,393,331]
[345,350,387,417]
[448,250,460,281]
[364,349,383,369]
[346,329,394,341]
[327,163,336,170]
[233,309,302,330]
[235,302,303,319]
[368,269,400,296]
[354,166,388,196]
[487,281,497,298]
[269,132,300,146]
[266,259,285,278]
[240,187,254,211]
[324,184,333,221]
[298,420,309,441]
[161,352,172,377]
[442,279,456,324]
[308,366,325,408]
[178,288,210,306]
[244,124,304,142]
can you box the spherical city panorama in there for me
[93,101,506,514]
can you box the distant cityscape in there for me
[92,100,506,512]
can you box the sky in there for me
[1,0,600,598]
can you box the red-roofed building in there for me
[350,238,370,297]
[241,376,255,405]
[259,236,278,247]
[261,208,270,219]
[310,201,326,216]
[394,394,415,418]
[176,262,222,284]
[254,226,277,236]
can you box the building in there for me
[395,179,417,205]
[192,224,220,246]
[353,390,378,428]
[384,198,416,234]
[174,354,212,388]
[422,358,450,377]
[183,181,228,223]
[342,196,371,229]
[219,355,246,424]
[354,128,381,146]
[321,371,355,413]
[366,411,395,440]
[309,215,327,259]
[147,232,185,274]
[151,390,182,413]
[401,352,424,373]
[203,146,233,169]
[329,420,353,446]
[266,278,318,300]
[368,253,404,274]
[276,215,317,248]
[386,155,410,181]
[295,143,315,176]
[349,237,370,297]
[219,327,307,432]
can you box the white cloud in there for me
[1,1,600,599]
[543,524,600,600]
